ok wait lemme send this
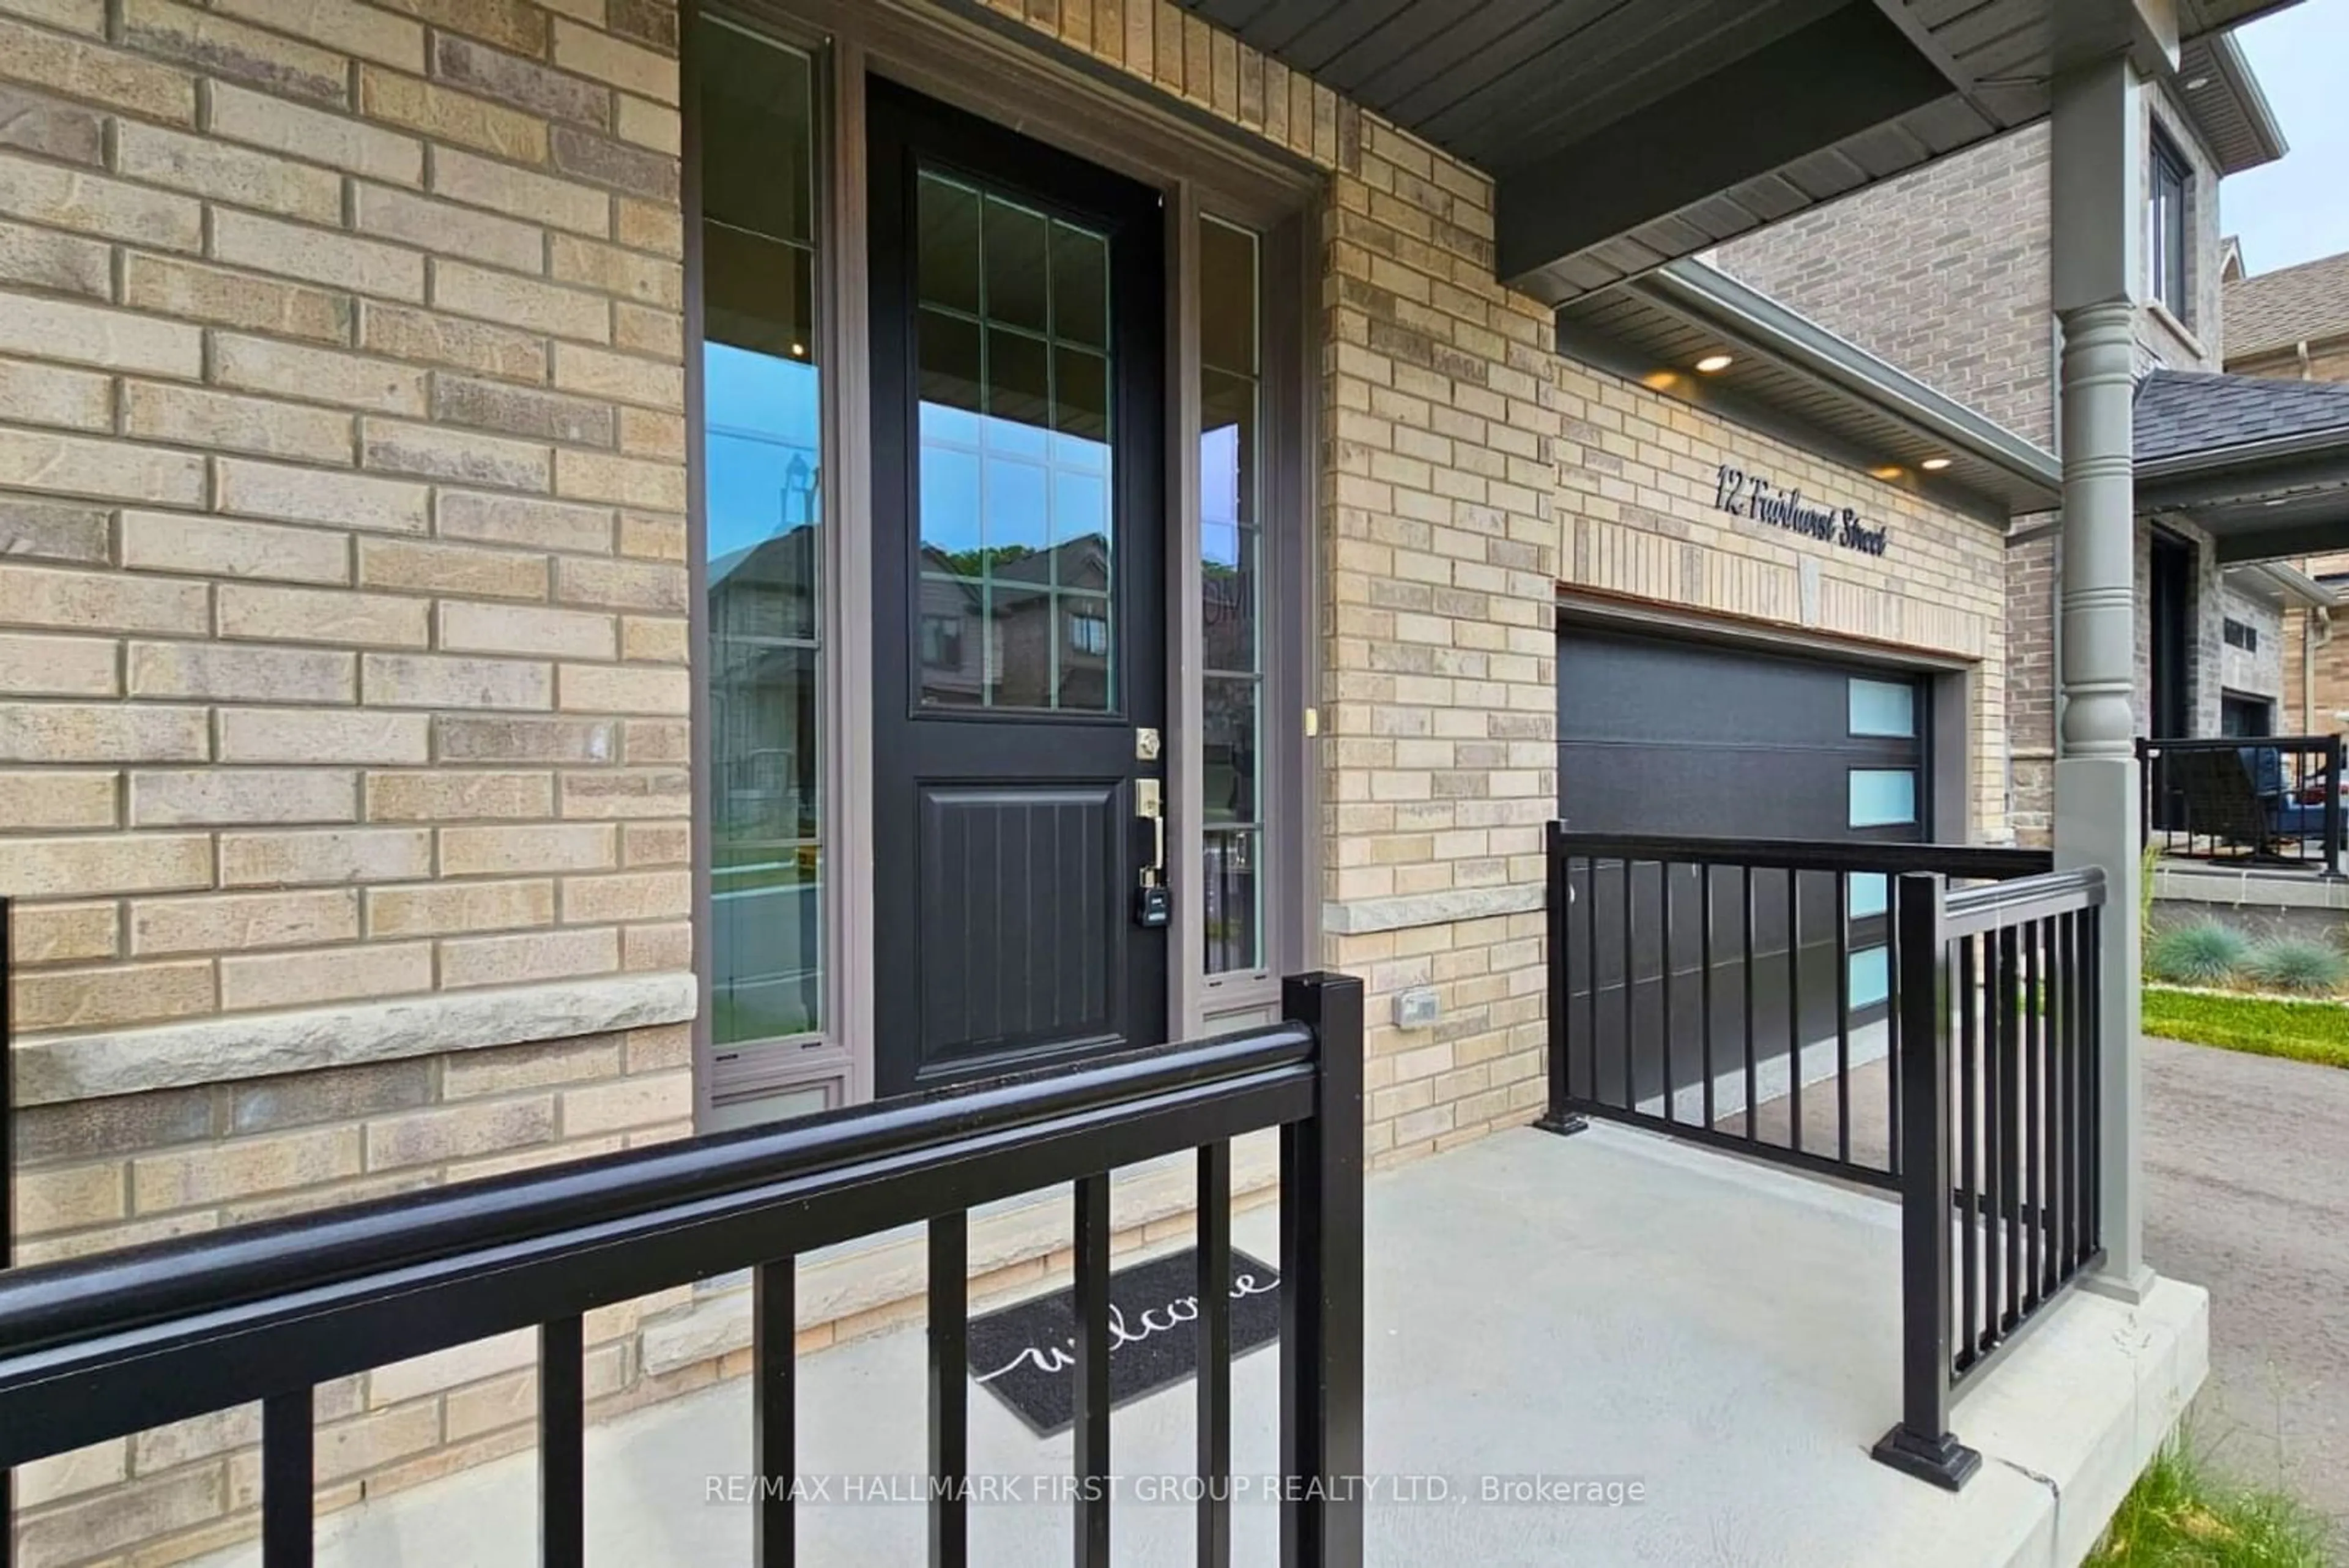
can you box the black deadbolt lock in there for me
[1134,883,1171,929]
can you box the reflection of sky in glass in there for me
[1202,421,1241,567]
[919,410,1111,559]
[707,341,820,572]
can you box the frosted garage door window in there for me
[1849,677,1915,737]
[1848,769,1917,828]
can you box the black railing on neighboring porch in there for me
[1540,829,2107,1490]
[0,936,1366,1568]
[1873,867,2106,1490]
[2139,734,2345,877]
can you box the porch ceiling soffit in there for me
[1177,0,2294,304]
[1556,258,2062,522]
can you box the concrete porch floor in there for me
[195,1124,2206,1568]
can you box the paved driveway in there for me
[2145,1034,2349,1525]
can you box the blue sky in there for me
[2224,0,2349,275]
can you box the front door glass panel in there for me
[914,171,1115,713]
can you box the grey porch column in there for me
[2050,50,2152,1301]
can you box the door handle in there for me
[1134,779,1165,888]
[1132,779,1170,929]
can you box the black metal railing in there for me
[1540,825,2051,1189]
[1872,868,2106,1491]
[0,960,1365,1568]
[2139,734,2345,876]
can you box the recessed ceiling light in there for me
[2185,75,2211,89]
[790,343,807,357]
[1694,353,1734,374]
[1921,456,1953,471]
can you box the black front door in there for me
[867,81,1167,1097]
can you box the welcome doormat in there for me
[967,1247,1282,1436]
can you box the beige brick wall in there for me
[0,0,689,1052]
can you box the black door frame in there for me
[865,76,1170,1098]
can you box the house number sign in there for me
[1713,464,1890,557]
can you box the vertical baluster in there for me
[1788,870,1803,1154]
[929,1216,968,1568]
[540,1316,584,1568]
[1742,866,1757,1139]
[2057,912,2076,1279]
[1660,861,1675,1124]
[1835,872,1850,1164]
[755,1258,796,1568]
[2084,907,2104,1254]
[1958,934,1979,1369]
[1887,877,1903,1178]
[1072,1174,1111,1568]
[1701,864,1716,1131]
[1983,929,2005,1343]
[1544,824,1567,1122]
[1586,857,1601,1106]
[1197,1142,1232,1568]
[1998,926,2022,1331]
[2024,920,2044,1307]
[262,1389,313,1567]
[1621,858,1636,1113]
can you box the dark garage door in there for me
[1556,625,1931,1121]
[1557,626,1928,842]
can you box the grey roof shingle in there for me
[2224,250,2349,361]
[2134,368,2349,464]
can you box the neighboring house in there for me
[0,0,2257,1560]
[2227,246,2349,384]
[1715,31,2348,843]
[2224,248,2349,736]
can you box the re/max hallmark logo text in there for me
[1713,464,1890,557]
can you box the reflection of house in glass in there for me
[918,534,1111,709]
[709,521,818,842]
[706,451,822,1044]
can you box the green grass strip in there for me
[2089,1440,2333,1566]
[2143,985,2349,1071]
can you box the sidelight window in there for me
[700,21,823,1052]
[1201,216,1264,976]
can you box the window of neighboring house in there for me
[699,21,825,1076]
[2149,129,2191,322]
[920,612,963,670]
[2223,617,2258,653]
[1066,608,1108,656]
[1201,215,1265,978]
